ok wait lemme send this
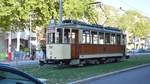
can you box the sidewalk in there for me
[0,60,39,67]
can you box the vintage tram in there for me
[40,19,129,66]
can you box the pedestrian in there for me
[39,49,44,59]
[36,50,39,60]
[31,46,36,60]
[41,44,46,59]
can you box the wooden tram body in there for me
[40,20,129,66]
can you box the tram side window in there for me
[93,34,98,44]
[87,31,91,44]
[82,31,90,44]
[82,33,86,44]
[99,33,104,44]
[71,32,76,44]
[90,33,93,44]
[122,35,126,45]
[91,32,98,44]
[64,29,70,43]
[105,33,110,44]
[116,34,121,45]
[110,34,116,44]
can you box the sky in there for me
[97,0,150,17]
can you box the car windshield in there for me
[0,70,35,84]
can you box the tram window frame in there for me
[71,32,76,44]
[47,32,55,44]
[116,34,121,45]
[91,31,98,44]
[55,31,59,43]
[64,29,70,44]
[122,35,126,45]
[82,30,90,44]
[105,33,110,44]
[56,28,63,44]
[82,33,86,44]
[99,32,104,44]
[110,33,116,45]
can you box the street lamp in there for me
[29,12,37,59]
[29,12,32,59]
[59,0,63,25]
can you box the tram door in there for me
[71,30,79,59]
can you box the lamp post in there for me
[29,12,32,59]
[59,0,63,26]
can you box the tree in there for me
[101,5,119,26]
[131,19,150,38]
[117,10,150,38]
[0,0,97,31]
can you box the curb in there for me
[69,63,150,84]
[1,60,39,67]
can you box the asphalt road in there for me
[80,65,150,84]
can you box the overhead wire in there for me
[118,0,150,17]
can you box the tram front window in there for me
[47,29,79,44]
[47,32,59,44]
[48,33,55,43]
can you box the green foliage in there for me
[0,0,149,38]
[23,48,29,52]
[131,20,150,37]
[0,0,97,31]
[102,5,119,26]
[117,10,150,38]
[0,52,7,61]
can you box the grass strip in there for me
[19,56,150,84]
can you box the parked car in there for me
[128,49,149,53]
[0,64,47,84]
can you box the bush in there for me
[0,52,7,61]
[23,48,29,52]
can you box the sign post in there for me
[8,31,12,62]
